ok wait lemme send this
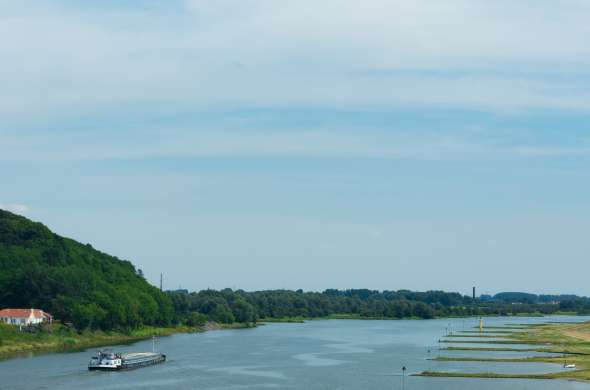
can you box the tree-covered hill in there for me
[0,209,173,330]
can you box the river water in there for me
[2,316,589,390]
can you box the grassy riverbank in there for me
[258,317,307,323]
[257,314,420,323]
[258,313,486,323]
[0,322,254,359]
[419,321,590,381]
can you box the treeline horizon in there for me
[166,287,590,325]
[3,208,590,333]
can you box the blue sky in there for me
[2,1,590,295]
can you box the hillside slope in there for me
[0,209,173,330]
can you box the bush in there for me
[186,312,208,327]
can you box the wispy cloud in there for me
[0,0,589,121]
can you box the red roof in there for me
[0,308,51,319]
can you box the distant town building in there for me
[0,308,53,326]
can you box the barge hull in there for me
[122,354,166,370]
[88,352,166,371]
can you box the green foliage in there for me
[186,312,208,327]
[168,287,586,323]
[208,301,235,324]
[0,209,174,331]
[231,298,256,323]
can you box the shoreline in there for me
[257,312,585,323]
[0,322,254,361]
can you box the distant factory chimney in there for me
[160,273,163,291]
[472,286,476,301]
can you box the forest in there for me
[0,210,174,330]
[2,209,589,332]
[167,288,590,325]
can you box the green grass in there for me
[0,322,206,359]
[421,321,590,381]
[418,371,557,380]
[442,346,586,354]
[432,356,566,363]
[551,311,581,316]
[473,326,528,329]
[458,330,523,334]
[439,339,546,345]
[259,313,428,322]
[443,334,511,338]
[258,317,307,323]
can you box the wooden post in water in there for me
[401,366,406,390]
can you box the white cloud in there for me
[0,203,30,215]
[0,0,589,119]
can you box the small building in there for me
[0,308,53,326]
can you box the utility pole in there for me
[472,286,477,317]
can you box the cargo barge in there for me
[88,350,166,371]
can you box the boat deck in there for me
[122,352,160,360]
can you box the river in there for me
[2,316,589,390]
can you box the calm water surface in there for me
[2,316,590,390]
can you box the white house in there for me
[0,308,53,326]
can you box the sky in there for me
[2,0,590,296]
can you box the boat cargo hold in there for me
[88,351,166,371]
